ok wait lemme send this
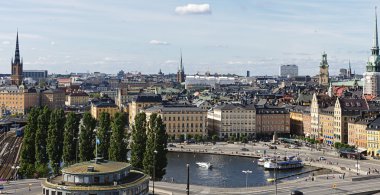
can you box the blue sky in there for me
[0,0,378,75]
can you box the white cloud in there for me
[149,40,170,45]
[164,60,177,64]
[50,41,56,45]
[175,4,211,15]
[2,41,10,45]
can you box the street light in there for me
[11,165,20,181]
[242,170,252,188]
[186,164,190,195]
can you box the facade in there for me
[207,104,256,139]
[115,88,128,108]
[310,94,320,139]
[145,105,207,138]
[348,117,368,151]
[177,52,185,83]
[318,52,329,86]
[185,75,235,90]
[11,32,23,86]
[280,64,298,77]
[289,109,303,136]
[256,106,290,135]
[41,89,66,109]
[41,160,149,195]
[23,70,48,81]
[66,92,89,106]
[0,86,39,115]
[128,94,162,125]
[302,109,311,137]
[334,98,368,144]
[91,101,119,120]
[367,117,380,156]
[364,10,380,97]
[319,107,334,145]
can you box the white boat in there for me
[257,157,271,166]
[264,156,303,170]
[196,162,213,169]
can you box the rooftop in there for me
[62,161,130,175]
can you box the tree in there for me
[212,135,219,144]
[97,112,111,160]
[143,114,168,180]
[35,107,50,167]
[47,109,65,175]
[63,112,79,165]
[79,112,96,162]
[109,112,128,161]
[19,107,39,177]
[130,112,147,169]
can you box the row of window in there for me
[164,116,206,121]
[167,123,203,128]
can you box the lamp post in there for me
[186,164,190,195]
[242,170,252,188]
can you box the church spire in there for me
[179,49,184,72]
[372,6,379,56]
[14,31,20,64]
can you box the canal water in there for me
[163,152,332,188]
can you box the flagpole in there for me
[96,136,98,163]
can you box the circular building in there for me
[41,159,149,195]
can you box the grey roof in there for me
[144,105,206,113]
[134,94,162,103]
[214,104,255,111]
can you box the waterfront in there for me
[163,152,331,188]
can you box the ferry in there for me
[196,162,213,169]
[264,156,303,170]
[257,157,271,166]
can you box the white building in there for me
[280,64,298,77]
[185,75,235,89]
[364,9,380,97]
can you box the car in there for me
[319,156,327,160]
[168,143,176,147]
[290,190,303,195]
[269,145,277,149]
[240,148,249,151]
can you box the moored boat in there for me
[196,162,213,169]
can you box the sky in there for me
[0,0,379,76]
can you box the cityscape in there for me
[4,1,380,195]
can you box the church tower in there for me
[11,32,23,86]
[176,51,185,83]
[364,7,380,97]
[318,52,329,86]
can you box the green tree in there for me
[109,112,128,161]
[212,135,219,143]
[143,114,168,180]
[79,112,96,162]
[47,109,66,175]
[35,106,50,167]
[130,112,147,169]
[19,107,39,177]
[63,112,79,165]
[97,112,111,159]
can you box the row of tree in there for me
[130,112,168,180]
[19,107,128,178]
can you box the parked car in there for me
[269,145,277,149]
[319,156,327,160]
[290,190,303,195]
[240,148,249,151]
[168,143,176,147]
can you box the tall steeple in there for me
[14,31,20,64]
[372,6,379,56]
[179,49,184,72]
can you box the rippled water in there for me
[163,152,331,188]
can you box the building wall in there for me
[256,113,289,135]
[41,90,65,109]
[290,111,303,135]
[0,89,39,115]
[66,94,89,106]
[367,129,380,156]
[146,109,207,138]
[302,113,311,137]
[320,112,334,145]
[91,105,119,120]
[348,122,367,150]
[129,101,161,126]
[310,94,320,139]
[363,72,380,97]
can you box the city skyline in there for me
[0,0,379,75]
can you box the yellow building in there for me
[0,86,39,115]
[319,107,334,145]
[129,94,162,126]
[348,118,368,151]
[366,117,380,156]
[144,105,207,138]
[91,101,119,120]
[65,92,89,106]
[334,98,368,144]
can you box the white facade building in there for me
[280,64,298,77]
[185,75,236,89]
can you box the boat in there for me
[267,178,276,182]
[264,156,303,170]
[196,162,213,169]
[257,157,271,166]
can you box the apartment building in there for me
[129,94,162,126]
